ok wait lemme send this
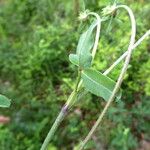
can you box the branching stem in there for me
[78,5,136,150]
[104,29,150,75]
[40,6,150,150]
[40,12,101,150]
[75,29,150,106]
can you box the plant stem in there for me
[41,9,149,150]
[40,107,65,150]
[74,29,150,104]
[87,12,101,58]
[40,91,77,150]
[75,69,82,92]
[78,5,136,150]
[41,11,102,149]
[104,29,150,75]
[41,70,81,150]
[75,29,150,107]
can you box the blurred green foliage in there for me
[0,0,150,150]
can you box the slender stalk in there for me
[75,30,150,103]
[77,12,102,89]
[104,29,150,75]
[40,91,77,150]
[40,108,65,150]
[41,72,81,150]
[41,11,102,150]
[87,12,101,58]
[78,5,136,150]
[75,30,150,110]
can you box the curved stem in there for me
[87,12,101,59]
[41,11,102,150]
[78,5,136,150]
[104,29,150,75]
[74,30,150,104]
[75,12,102,92]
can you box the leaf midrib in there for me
[82,71,113,96]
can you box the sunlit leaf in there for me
[0,94,11,108]
[81,69,121,101]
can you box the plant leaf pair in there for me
[0,94,11,108]
[69,20,122,101]
[69,20,98,69]
[81,69,121,101]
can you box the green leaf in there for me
[0,94,11,108]
[77,20,97,69]
[81,69,121,101]
[69,54,79,66]
[69,53,92,68]
[79,53,92,68]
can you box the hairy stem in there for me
[78,5,136,150]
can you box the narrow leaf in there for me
[0,94,11,108]
[81,69,121,101]
[77,20,98,69]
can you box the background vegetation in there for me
[0,0,149,149]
